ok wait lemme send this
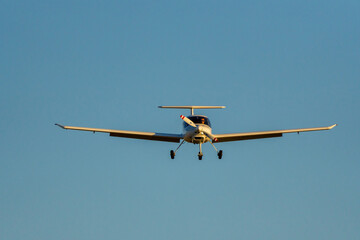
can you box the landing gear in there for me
[170,150,175,159]
[210,141,223,159]
[170,139,185,159]
[198,143,203,160]
[217,150,223,159]
[170,140,223,160]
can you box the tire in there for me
[218,150,223,159]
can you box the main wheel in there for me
[198,155,203,160]
[170,150,175,159]
[218,150,223,159]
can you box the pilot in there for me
[201,118,205,124]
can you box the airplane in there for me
[55,106,337,160]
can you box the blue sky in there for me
[1,1,359,239]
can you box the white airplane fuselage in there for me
[182,115,213,144]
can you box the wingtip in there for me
[329,124,337,129]
[55,123,65,129]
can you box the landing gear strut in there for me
[210,141,223,159]
[198,143,203,160]
[170,139,185,159]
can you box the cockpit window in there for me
[183,116,211,127]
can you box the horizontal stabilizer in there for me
[159,106,225,115]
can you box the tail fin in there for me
[158,106,225,115]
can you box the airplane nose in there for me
[196,126,204,133]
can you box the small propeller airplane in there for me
[56,106,336,160]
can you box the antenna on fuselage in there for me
[158,106,226,115]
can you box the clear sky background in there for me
[1,1,359,239]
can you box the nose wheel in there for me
[198,143,203,160]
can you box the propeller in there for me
[180,115,218,142]
[203,132,218,142]
[197,125,218,142]
[180,115,196,128]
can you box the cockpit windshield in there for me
[183,116,211,127]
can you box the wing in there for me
[55,124,182,143]
[213,124,337,143]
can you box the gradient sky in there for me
[1,1,359,240]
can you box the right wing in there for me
[213,124,337,143]
[55,124,183,143]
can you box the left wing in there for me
[213,124,337,143]
[55,124,182,142]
